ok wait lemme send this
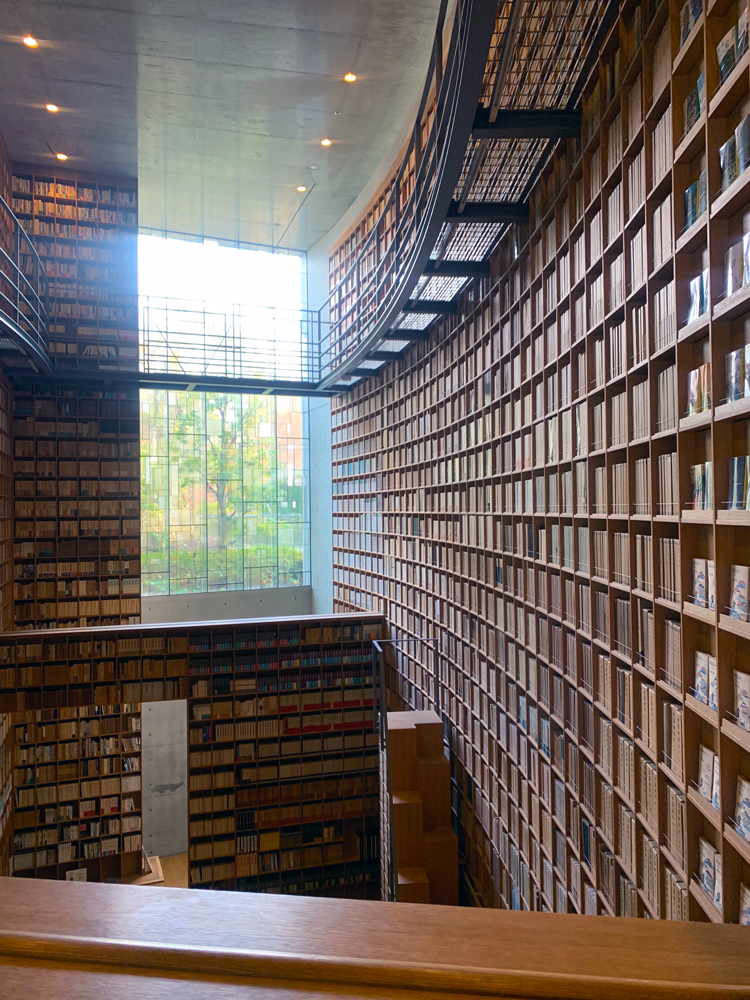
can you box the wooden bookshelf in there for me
[0,711,11,876]
[10,164,137,372]
[186,618,381,895]
[11,380,140,630]
[0,614,384,895]
[10,702,142,882]
[331,0,750,922]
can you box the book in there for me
[737,114,750,175]
[698,744,715,799]
[721,135,738,192]
[718,26,737,84]
[735,669,750,732]
[687,367,701,414]
[693,557,707,606]
[714,852,723,911]
[727,349,745,402]
[729,456,748,509]
[735,775,750,841]
[699,837,715,896]
[730,564,750,621]
[709,656,718,711]
[712,754,721,812]
[726,240,743,296]
[695,651,709,703]
[741,883,750,925]
[739,5,749,59]
[707,559,715,609]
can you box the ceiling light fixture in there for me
[344,72,357,82]
[56,153,68,161]
[23,36,38,47]
[309,165,318,170]
[46,103,59,112]
[334,110,342,116]
[297,185,307,192]
[320,138,332,146]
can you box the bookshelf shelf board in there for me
[687,785,721,831]
[723,822,750,867]
[680,508,713,523]
[714,395,750,424]
[708,50,750,119]
[716,509,750,524]
[689,877,723,923]
[679,410,712,433]
[682,602,715,627]
[685,692,718,728]
[709,166,750,222]
[674,215,707,255]
[718,613,750,641]
[677,314,710,344]
[721,717,750,755]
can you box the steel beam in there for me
[472,107,581,140]
[424,259,489,277]
[446,200,528,224]
[402,299,457,315]
[382,329,431,342]
[369,350,403,361]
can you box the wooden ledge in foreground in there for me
[0,877,749,1000]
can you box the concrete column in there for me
[141,700,188,859]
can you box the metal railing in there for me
[139,295,327,385]
[0,194,51,372]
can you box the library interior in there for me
[1,1,750,997]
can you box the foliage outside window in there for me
[140,390,309,596]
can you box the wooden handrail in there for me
[1,878,749,999]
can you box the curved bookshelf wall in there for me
[332,0,750,922]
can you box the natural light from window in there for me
[138,235,310,598]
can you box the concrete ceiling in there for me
[0,0,441,252]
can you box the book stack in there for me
[664,782,686,866]
[692,557,715,607]
[679,0,702,47]
[593,529,607,578]
[611,462,627,514]
[686,268,709,325]
[653,283,676,351]
[727,456,750,509]
[717,9,749,87]
[612,532,629,585]
[610,392,627,446]
[664,619,682,687]
[730,565,750,621]
[651,107,672,186]
[683,74,706,137]
[634,533,652,592]
[652,196,673,270]
[657,364,677,430]
[657,451,678,514]
[689,462,712,510]
[607,183,623,244]
[652,26,670,100]
[695,651,718,709]
[735,669,750,732]
[627,147,645,218]
[687,362,711,414]
[660,538,680,603]
[725,346,750,401]
[631,303,647,364]
[631,382,649,440]
[663,702,684,776]
[683,170,707,231]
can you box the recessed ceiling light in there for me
[297,185,307,192]
[321,138,332,147]
[46,103,59,113]
[344,72,357,83]
[56,153,68,161]
[309,165,318,170]
[334,110,342,116]
[23,36,38,47]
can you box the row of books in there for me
[725,235,750,299]
[651,108,672,187]
[720,117,750,194]
[652,195,673,271]
[699,837,723,913]
[687,362,711,415]
[728,456,750,510]
[694,651,718,711]
[657,451,679,515]
[686,269,709,326]
[692,558,716,610]
[653,283,675,352]
[689,461,712,510]
[717,10,749,87]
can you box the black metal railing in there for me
[0,194,51,372]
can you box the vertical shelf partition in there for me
[331,0,750,921]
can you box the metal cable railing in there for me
[0,194,51,371]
